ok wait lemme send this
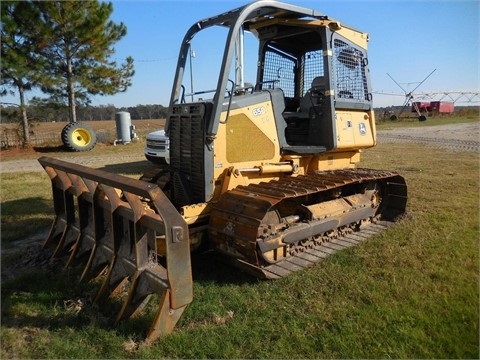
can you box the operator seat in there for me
[299,76,326,114]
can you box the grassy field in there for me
[1,120,479,358]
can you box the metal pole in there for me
[235,28,244,88]
[189,48,195,102]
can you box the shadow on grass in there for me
[1,255,164,342]
[1,268,119,334]
[1,197,54,245]
[191,250,259,285]
[1,248,258,342]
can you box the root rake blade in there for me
[38,156,193,342]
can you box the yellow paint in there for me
[335,110,376,149]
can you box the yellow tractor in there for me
[38,0,407,343]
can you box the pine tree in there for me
[32,1,134,123]
[1,1,45,147]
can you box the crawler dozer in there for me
[39,0,407,343]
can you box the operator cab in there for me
[253,20,331,153]
[166,2,372,152]
[165,1,374,205]
[251,18,371,153]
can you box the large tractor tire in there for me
[61,122,97,151]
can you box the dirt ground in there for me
[0,146,148,173]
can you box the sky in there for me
[3,0,479,108]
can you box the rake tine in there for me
[56,224,80,265]
[42,166,70,250]
[57,174,87,261]
[65,177,96,267]
[47,177,77,258]
[49,170,78,258]
[92,185,133,302]
[80,206,115,283]
[95,191,149,303]
[145,290,189,344]
[114,228,161,320]
[115,264,169,322]
[93,224,133,303]
[65,205,95,267]
[81,182,124,283]
[43,213,68,252]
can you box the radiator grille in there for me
[146,140,167,150]
[169,104,206,207]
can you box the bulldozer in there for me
[38,0,407,343]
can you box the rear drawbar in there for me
[38,156,193,343]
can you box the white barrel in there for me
[115,111,132,143]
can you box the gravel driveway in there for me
[376,122,480,152]
[0,151,146,173]
[1,122,478,174]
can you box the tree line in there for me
[1,1,134,146]
[1,103,168,124]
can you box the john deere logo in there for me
[359,122,367,136]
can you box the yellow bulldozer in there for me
[38,0,407,343]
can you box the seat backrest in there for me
[299,77,326,113]
[311,76,325,89]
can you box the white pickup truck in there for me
[144,129,170,164]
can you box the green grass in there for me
[0,172,53,245]
[1,127,479,358]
